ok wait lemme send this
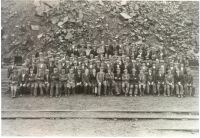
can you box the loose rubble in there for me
[1,0,199,64]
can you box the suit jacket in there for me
[82,73,90,84]
[19,72,28,83]
[28,73,36,82]
[114,73,122,82]
[156,73,165,83]
[174,73,184,84]
[96,72,105,83]
[75,73,82,83]
[129,74,139,84]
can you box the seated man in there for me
[44,69,50,95]
[184,69,194,96]
[9,69,19,98]
[90,68,97,95]
[34,68,45,96]
[129,68,139,97]
[75,69,82,94]
[104,68,115,96]
[27,68,36,96]
[122,69,130,96]
[156,69,165,96]
[67,68,75,95]
[175,69,184,98]
[82,68,91,95]
[139,71,146,96]
[50,67,59,97]
[146,69,156,95]
[19,68,28,96]
[114,67,122,95]
[59,68,68,96]
[164,70,174,96]
[96,67,105,96]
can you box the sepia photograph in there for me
[1,0,199,137]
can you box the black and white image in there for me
[1,0,199,137]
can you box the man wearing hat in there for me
[122,69,130,96]
[96,67,105,96]
[50,67,59,97]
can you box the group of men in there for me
[8,41,194,98]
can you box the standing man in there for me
[122,69,130,96]
[96,67,105,96]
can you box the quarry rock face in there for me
[1,0,199,62]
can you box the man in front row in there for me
[50,67,59,97]
[129,68,139,96]
[122,69,130,96]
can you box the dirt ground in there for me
[1,95,199,111]
[2,119,199,136]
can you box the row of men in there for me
[8,59,194,98]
